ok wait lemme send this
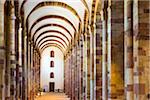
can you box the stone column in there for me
[80,35,84,100]
[15,19,19,100]
[96,11,103,100]
[65,54,71,97]
[32,49,35,99]
[74,44,78,100]
[37,51,40,94]
[64,56,68,95]
[133,0,150,99]
[64,58,66,93]
[74,45,77,100]
[101,4,108,99]
[124,0,134,99]
[76,38,82,100]
[8,4,16,100]
[107,0,124,99]
[76,41,80,100]
[75,43,78,99]
[38,55,41,89]
[27,40,31,99]
[30,42,34,99]
[22,31,28,100]
[29,43,32,98]
[32,49,36,98]
[71,48,75,100]
[89,24,96,100]
[0,1,5,100]
[67,55,70,96]
[66,55,68,96]
[68,55,70,96]
[68,54,72,98]
[18,24,23,99]
[86,33,91,100]
[83,33,87,100]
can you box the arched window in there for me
[50,72,54,78]
[50,50,54,57]
[50,61,54,67]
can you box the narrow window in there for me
[50,61,54,67]
[50,50,54,57]
[50,72,54,78]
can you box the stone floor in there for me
[35,92,70,100]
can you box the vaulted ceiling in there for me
[19,0,94,54]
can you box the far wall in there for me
[40,46,64,92]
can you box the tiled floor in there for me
[35,92,70,100]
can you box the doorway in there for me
[49,82,55,92]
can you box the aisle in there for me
[35,92,70,100]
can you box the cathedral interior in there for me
[0,0,150,100]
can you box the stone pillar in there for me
[32,49,36,98]
[76,37,83,100]
[71,48,75,100]
[34,50,38,97]
[65,55,70,97]
[68,54,71,97]
[38,54,40,91]
[5,2,10,99]
[15,20,19,100]
[83,34,87,100]
[74,45,77,100]
[64,58,66,93]
[101,4,108,100]
[80,35,84,100]
[18,24,23,99]
[37,51,40,94]
[133,0,150,99]
[89,24,96,100]
[74,44,78,100]
[8,4,16,100]
[76,41,80,100]
[22,31,28,100]
[96,11,103,100]
[67,54,70,97]
[67,55,70,97]
[107,0,124,99]
[30,43,34,99]
[86,33,91,100]
[0,1,5,100]
[27,41,31,99]
[68,54,72,98]
[124,0,134,99]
